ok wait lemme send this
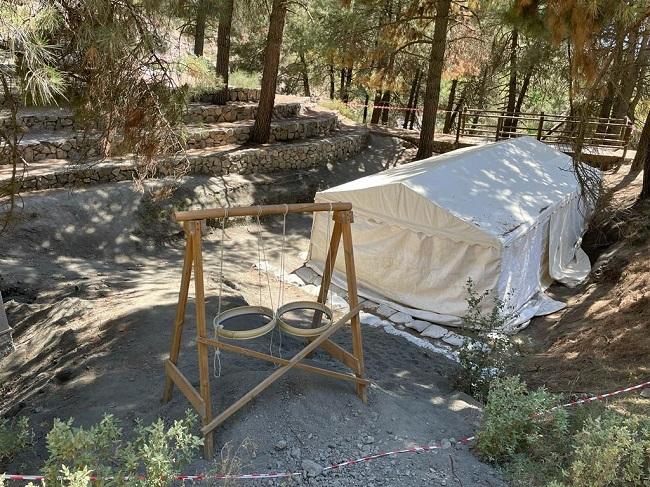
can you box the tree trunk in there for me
[511,69,532,130]
[447,83,466,133]
[380,90,391,125]
[403,69,420,129]
[612,31,641,123]
[215,0,234,105]
[596,81,615,135]
[328,64,335,99]
[370,91,383,124]
[415,0,452,160]
[362,92,370,123]
[503,29,518,136]
[343,67,352,102]
[299,51,310,97]
[250,0,287,144]
[339,69,346,99]
[443,78,458,133]
[410,72,422,130]
[194,1,207,56]
[634,109,650,199]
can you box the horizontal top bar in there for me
[173,202,352,221]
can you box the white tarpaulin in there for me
[307,137,598,331]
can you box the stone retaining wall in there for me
[14,130,369,192]
[185,115,338,148]
[185,102,299,124]
[191,87,261,104]
[12,114,338,163]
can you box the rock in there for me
[441,439,452,449]
[302,459,323,478]
[405,320,431,333]
[420,324,449,339]
[363,435,375,444]
[375,304,398,319]
[442,333,466,347]
[290,447,301,459]
[274,439,287,451]
[389,312,412,324]
[55,367,75,383]
[641,388,650,398]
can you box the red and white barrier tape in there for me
[4,380,648,483]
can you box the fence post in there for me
[455,105,464,147]
[537,112,545,140]
[495,112,504,141]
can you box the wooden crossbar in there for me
[174,202,352,222]
[198,337,370,386]
[161,204,367,459]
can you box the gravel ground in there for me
[1,135,506,486]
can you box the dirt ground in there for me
[0,135,506,485]
[516,165,650,394]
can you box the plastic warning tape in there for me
[3,379,648,483]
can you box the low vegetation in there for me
[476,376,650,486]
[455,279,517,402]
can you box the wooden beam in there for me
[201,304,363,436]
[198,337,370,386]
[340,212,368,404]
[317,339,360,371]
[191,221,214,459]
[174,202,352,222]
[164,360,206,418]
[162,222,193,404]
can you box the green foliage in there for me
[318,99,364,123]
[44,411,203,486]
[455,278,517,402]
[228,70,262,90]
[0,417,32,464]
[476,376,568,464]
[567,414,650,487]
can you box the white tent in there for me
[307,137,597,331]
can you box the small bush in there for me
[455,278,517,402]
[0,417,32,464]
[476,376,568,464]
[567,414,650,487]
[44,411,203,486]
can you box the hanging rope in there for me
[212,208,228,378]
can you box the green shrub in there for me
[567,414,650,487]
[476,376,568,464]
[455,278,517,402]
[0,417,32,464]
[44,411,203,486]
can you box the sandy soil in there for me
[516,165,650,393]
[0,135,505,485]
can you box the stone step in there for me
[5,114,339,164]
[0,100,301,134]
[1,128,369,192]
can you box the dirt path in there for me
[0,135,505,485]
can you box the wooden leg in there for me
[191,221,214,460]
[340,214,367,403]
[311,218,343,328]
[162,222,193,404]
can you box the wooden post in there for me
[495,112,504,141]
[162,222,194,403]
[454,105,463,147]
[191,221,214,460]
[312,217,343,328]
[537,112,545,140]
[336,210,367,403]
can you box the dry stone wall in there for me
[185,102,299,124]
[14,130,369,192]
[11,113,338,163]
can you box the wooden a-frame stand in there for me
[161,202,368,459]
